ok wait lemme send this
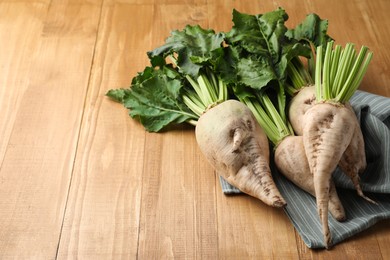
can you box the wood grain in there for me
[0,1,48,175]
[0,0,101,258]
[56,2,149,258]
[137,2,218,258]
[0,0,389,259]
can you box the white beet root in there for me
[288,86,316,135]
[338,104,376,204]
[302,103,356,248]
[289,90,375,204]
[275,135,346,221]
[195,100,286,207]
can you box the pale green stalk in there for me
[181,67,229,117]
[322,41,333,100]
[337,51,373,102]
[287,57,314,92]
[315,41,373,103]
[329,45,342,90]
[315,45,323,102]
[242,97,281,145]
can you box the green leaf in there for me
[286,13,333,49]
[111,67,197,132]
[226,8,289,63]
[276,42,312,82]
[106,88,130,103]
[226,10,269,55]
[224,8,310,90]
[232,84,257,101]
[286,13,333,77]
[213,45,239,85]
[131,66,155,85]
[147,25,225,78]
[236,56,277,89]
[221,8,310,144]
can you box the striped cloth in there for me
[219,90,390,249]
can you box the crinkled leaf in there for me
[232,84,257,101]
[224,8,311,90]
[236,56,277,89]
[226,10,268,54]
[226,8,288,64]
[276,42,312,82]
[213,46,239,84]
[131,66,155,85]
[107,67,196,132]
[220,7,313,139]
[147,25,225,78]
[286,13,333,49]
[106,88,130,103]
[285,13,333,80]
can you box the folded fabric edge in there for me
[219,176,241,194]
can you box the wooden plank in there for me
[0,0,101,258]
[136,2,219,258]
[216,193,299,259]
[137,128,218,258]
[0,1,49,172]
[151,2,209,44]
[374,221,390,258]
[55,2,152,259]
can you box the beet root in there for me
[195,100,286,207]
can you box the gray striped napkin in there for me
[219,90,390,249]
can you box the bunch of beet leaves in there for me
[107,8,374,249]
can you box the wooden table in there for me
[1,0,389,258]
